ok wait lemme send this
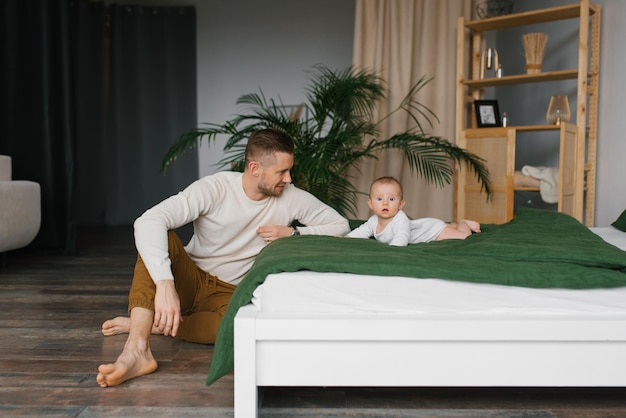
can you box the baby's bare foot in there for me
[462,219,481,233]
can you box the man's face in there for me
[256,152,294,197]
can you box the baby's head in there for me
[368,176,405,219]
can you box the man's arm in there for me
[153,280,181,337]
[256,225,296,243]
[133,180,212,336]
[287,187,350,236]
[133,182,207,282]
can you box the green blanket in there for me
[206,208,626,385]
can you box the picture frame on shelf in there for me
[474,100,502,127]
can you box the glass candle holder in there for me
[546,95,571,125]
[480,48,499,79]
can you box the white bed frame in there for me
[234,303,626,417]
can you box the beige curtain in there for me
[351,0,473,221]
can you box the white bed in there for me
[232,225,626,417]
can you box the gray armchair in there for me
[0,155,41,254]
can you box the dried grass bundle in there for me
[522,32,548,74]
[288,104,304,122]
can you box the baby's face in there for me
[368,182,405,220]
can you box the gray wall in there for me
[192,0,356,177]
[493,0,626,226]
[117,0,623,227]
[118,0,355,178]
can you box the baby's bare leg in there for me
[459,219,481,233]
[436,219,480,241]
[436,224,470,240]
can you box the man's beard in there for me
[257,180,284,197]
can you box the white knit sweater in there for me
[134,171,349,285]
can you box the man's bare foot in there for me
[102,317,162,336]
[97,349,158,387]
[102,317,131,336]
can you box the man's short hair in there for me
[244,128,295,167]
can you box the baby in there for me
[347,176,480,246]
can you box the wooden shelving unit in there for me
[464,3,588,31]
[463,70,579,88]
[457,123,579,225]
[455,0,600,226]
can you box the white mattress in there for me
[252,226,626,316]
[591,226,626,251]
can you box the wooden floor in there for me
[1,227,626,417]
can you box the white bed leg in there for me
[234,305,259,418]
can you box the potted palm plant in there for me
[162,65,490,217]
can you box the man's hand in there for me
[154,280,181,337]
[256,225,293,243]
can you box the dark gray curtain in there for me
[1,0,198,252]
[105,5,198,226]
[72,0,107,227]
[1,0,77,252]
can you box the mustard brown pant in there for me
[128,231,236,344]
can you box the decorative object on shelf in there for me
[546,95,571,125]
[480,47,499,79]
[474,100,502,128]
[522,32,548,74]
[502,112,509,127]
[475,0,514,19]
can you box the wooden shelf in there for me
[455,1,600,226]
[511,125,562,132]
[514,186,540,192]
[465,3,596,32]
[456,124,580,224]
[464,125,561,133]
[463,70,579,88]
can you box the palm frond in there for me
[374,133,491,195]
[398,76,440,132]
[161,123,229,173]
[161,65,492,217]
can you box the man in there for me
[97,128,349,387]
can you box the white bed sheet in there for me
[591,226,626,250]
[251,226,626,316]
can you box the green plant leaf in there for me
[162,65,491,217]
